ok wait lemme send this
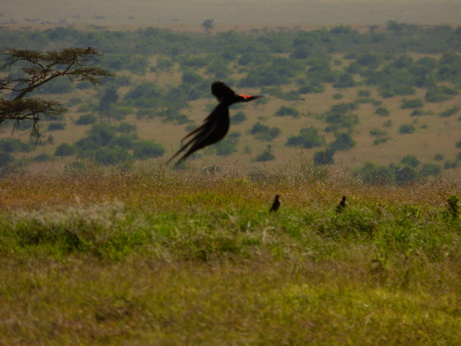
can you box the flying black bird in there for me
[269,195,281,213]
[336,196,347,213]
[167,81,262,165]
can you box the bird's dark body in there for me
[167,81,261,165]
[336,196,347,213]
[269,195,281,213]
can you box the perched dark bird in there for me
[336,196,347,213]
[167,81,262,165]
[269,195,281,213]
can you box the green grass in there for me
[1,167,461,343]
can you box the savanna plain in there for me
[1,165,461,344]
[2,1,461,344]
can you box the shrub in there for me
[401,98,423,109]
[420,163,442,177]
[114,135,137,149]
[254,148,275,162]
[297,81,325,94]
[439,106,460,118]
[356,162,394,185]
[325,103,360,130]
[274,106,300,118]
[444,160,458,169]
[410,110,432,116]
[329,132,356,151]
[395,166,418,185]
[215,132,240,156]
[117,122,137,133]
[94,148,131,165]
[399,124,416,134]
[55,143,75,157]
[231,111,247,124]
[373,137,389,145]
[434,153,444,161]
[332,93,343,100]
[47,122,66,131]
[0,139,32,153]
[32,153,51,162]
[215,141,238,156]
[249,122,281,141]
[313,149,335,165]
[76,114,98,125]
[285,127,325,149]
[369,129,387,137]
[0,151,15,166]
[132,140,165,160]
[357,89,371,97]
[375,107,390,117]
[400,155,420,168]
[425,86,458,103]
[333,73,356,88]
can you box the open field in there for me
[2,3,461,344]
[1,168,461,343]
[6,53,461,176]
[2,0,461,31]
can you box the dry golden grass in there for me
[1,163,460,211]
[1,168,461,344]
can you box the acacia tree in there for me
[0,47,112,138]
[201,19,216,33]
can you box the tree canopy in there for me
[0,47,112,137]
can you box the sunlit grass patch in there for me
[1,169,461,343]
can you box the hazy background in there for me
[2,0,461,30]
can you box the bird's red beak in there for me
[239,94,262,102]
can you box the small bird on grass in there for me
[336,196,347,213]
[269,195,281,213]
[167,81,262,166]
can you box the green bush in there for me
[439,106,460,118]
[231,111,247,124]
[330,132,356,151]
[0,151,15,166]
[215,132,240,156]
[425,86,458,103]
[75,114,98,125]
[395,166,418,185]
[285,127,325,149]
[274,106,300,118]
[254,149,275,162]
[333,73,356,88]
[249,122,281,141]
[55,143,75,157]
[93,148,132,166]
[400,155,420,168]
[313,148,335,165]
[399,124,416,134]
[420,163,442,177]
[355,162,394,185]
[132,140,165,160]
[32,153,51,162]
[0,139,32,153]
[401,98,423,109]
[375,107,390,117]
[47,122,66,131]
